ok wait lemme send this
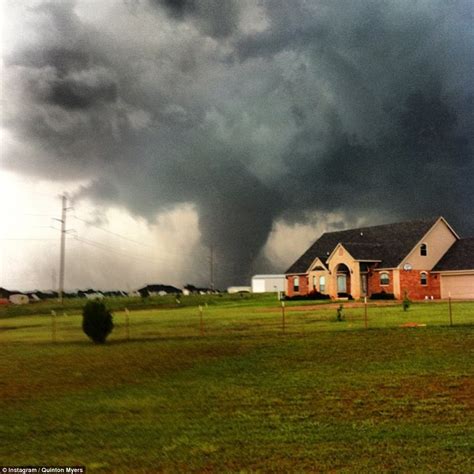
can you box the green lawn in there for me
[1,301,473,472]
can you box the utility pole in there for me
[58,194,67,304]
[209,244,214,291]
[51,268,57,293]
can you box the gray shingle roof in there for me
[433,238,474,271]
[285,217,440,274]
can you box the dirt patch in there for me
[0,324,43,331]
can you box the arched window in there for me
[420,243,427,256]
[319,276,326,293]
[380,272,390,286]
[294,276,299,292]
[420,272,428,286]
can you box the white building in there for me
[9,294,29,305]
[251,275,286,293]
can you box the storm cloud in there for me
[151,0,240,38]
[2,0,473,286]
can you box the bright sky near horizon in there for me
[0,169,324,290]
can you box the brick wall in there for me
[286,275,309,297]
[368,270,394,296]
[399,270,441,300]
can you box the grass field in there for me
[1,299,473,472]
[0,292,283,318]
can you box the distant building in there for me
[78,289,104,299]
[0,287,15,299]
[251,275,286,293]
[183,284,218,295]
[85,293,104,300]
[137,284,182,297]
[9,294,29,305]
[26,291,58,300]
[103,290,128,298]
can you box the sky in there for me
[1,0,473,291]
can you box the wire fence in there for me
[1,300,472,345]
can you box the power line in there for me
[72,235,202,266]
[70,233,229,274]
[7,198,239,280]
[0,238,58,241]
[72,214,155,248]
[21,213,56,218]
[71,212,212,264]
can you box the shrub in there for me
[336,304,345,321]
[337,292,354,300]
[370,291,395,300]
[284,291,330,301]
[82,301,113,344]
[308,290,331,300]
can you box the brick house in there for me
[285,217,474,300]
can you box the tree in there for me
[82,300,113,344]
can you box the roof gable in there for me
[433,237,474,271]
[399,217,459,270]
[285,217,441,274]
[308,257,328,272]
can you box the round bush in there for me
[82,300,113,344]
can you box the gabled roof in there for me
[285,217,440,274]
[433,238,474,271]
[335,242,384,262]
[308,257,328,272]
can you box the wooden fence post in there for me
[51,310,57,344]
[364,297,368,329]
[448,293,453,327]
[199,305,204,335]
[281,301,286,334]
[125,308,130,341]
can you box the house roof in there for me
[252,274,286,279]
[138,284,182,294]
[433,238,474,271]
[337,242,384,261]
[285,217,440,274]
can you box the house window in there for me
[420,272,428,286]
[380,272,390,286]
[294,276,299,292]
[319,276,326,293]
[420,243,427,256]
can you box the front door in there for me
[360,273,368,296]
[337,274,347,293]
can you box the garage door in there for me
[252,279,266,293]
[441,274,474,299]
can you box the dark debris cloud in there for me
[3,0,473,285]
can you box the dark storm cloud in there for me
[239,0,474,234]
[154,0,197,19]
[11,44,117,109]
[3,0,473,285]
[44,75,118,109]
[13,47,91,74]
[150,0,240,38]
